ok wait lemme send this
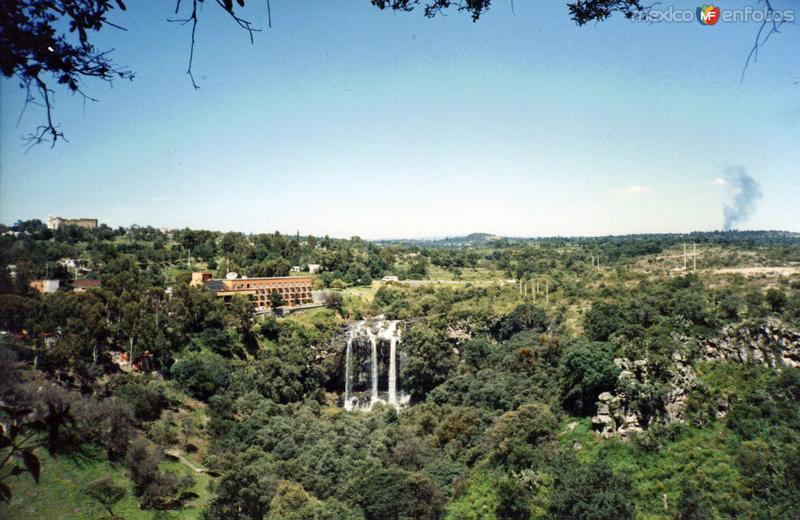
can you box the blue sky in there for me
[1,0,798,238]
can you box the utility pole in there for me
[683,243,687,270]
[545,280,549,305]
[693,243,696,271]
[533,280,536,303]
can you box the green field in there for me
[0,446,211,520]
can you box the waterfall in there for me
[368,327,379,407]
[386,321,398,406]
[342,316,405,411]
[344,326,355,411]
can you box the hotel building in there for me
[191,272,314,308]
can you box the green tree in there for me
[766,288,787,313]
[401,323,456,399]
[560,341,619,415]
[356,467,445,520]
[85,475,126,519]
[171,351,230,400]
[547,456,635,520]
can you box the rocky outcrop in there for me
[591,355,697,441]
[702,319,800,369]
[592,319,800,441]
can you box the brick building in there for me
[192,272,314,309]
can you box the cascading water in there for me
[343,324,356,411]
[386,321,398,406]
[368,326,379,406]
[342,316,406,411]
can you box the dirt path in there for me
[712,266,800,276]
[165,448,207,474]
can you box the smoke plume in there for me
[723,166,762,230]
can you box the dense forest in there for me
[1,220,799,519]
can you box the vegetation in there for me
[1,221,799,518]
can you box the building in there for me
[194,272,314,309]
[381,275,399,283]
[307,263,321,274]
[47,216,98,230]
[190,271,214,287]
[30,279,60,294]
[57,258,91,274]
[72,279,102,292]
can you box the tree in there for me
[584,302,626,342]
[269,289,284,311]
[325,291,345,317]
[547,455,635,520]
[103,398,135,461]
[486,402,558,469]
[400,323,456,399]
[356,467,445,520]
[85,475,126,519]
[766,288,787,313]
[560,341,619,415]
[171,350,230,400]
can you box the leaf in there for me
[116,0,127,10]
[0,483,10,504]
[224,0,233,11]
[22,450,40,484]
[0,433,10,449]
[236,0,244,6]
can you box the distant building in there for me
[291,265,303,273]
[190,271,214,287]
[307,264,322,274]
[193,272,314,308]
[47,216,98,230]
[381,275,399,283]
[57,258,91,274]
[72,279,102,292]
[30,279,60,294]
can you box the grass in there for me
[0,445,211,520]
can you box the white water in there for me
[343,317,405,411]
[386,321,398,406]
[368,326,379,407]
[343,324,356,411]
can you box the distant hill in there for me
[376,232,506,247]
[376,230,800,248]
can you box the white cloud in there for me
[707,178,728,186]
[609,185,652,195]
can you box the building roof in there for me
[73,279,102,288]
[204,279,226,292]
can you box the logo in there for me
[697,4,721,25]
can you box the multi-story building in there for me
[47,216,98,230]
[192,272,314,309]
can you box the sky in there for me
[1,0,798,239]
